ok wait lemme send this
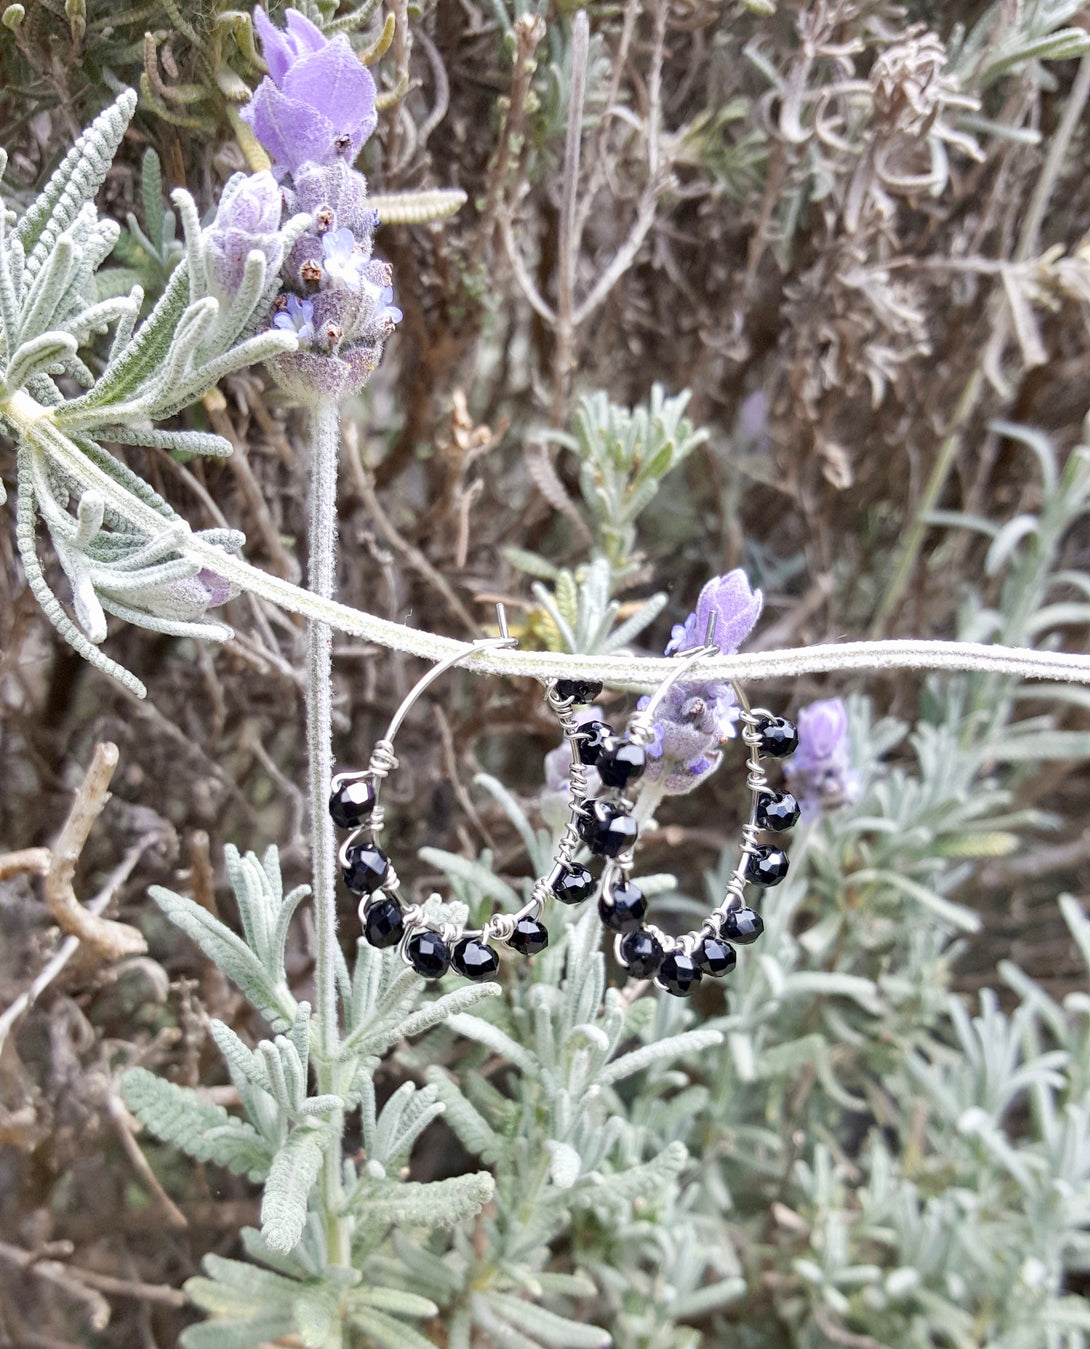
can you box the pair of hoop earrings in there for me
[327,608,801,997]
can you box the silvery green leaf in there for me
[598,1029,723,1086]
[373,1082,443,1164]
[390,1231,466,1301]
[345,1306,439,1349]
[148,883,296,1029]
[209,1019,274,1096]
[487,1293,611,1348]
[354,981,500,1057]
[2,331,79,394]
[179,1311,296,1349]
[352,1171,494,1228]
[423,1069,501,1160]
[546,1140,582,1189]
[776,971,885,1014]
[292,1288,337,1346]
[347,1287,439,1318]
[260,1122,331,1254]
[121,1067,273,1179]
[444,1013,540,1075]
[15,90,136,277]
[576,1140,688,1210]
[503,545,561,580]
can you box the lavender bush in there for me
[2,5,1090,1349]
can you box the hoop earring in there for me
[541,621,801,997]
[328,606,543,982]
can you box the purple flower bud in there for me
[783,698,861,817]
[204,170,285,298]
[100,567,235,627]
[666,569,763,656]
[241,7,378,175]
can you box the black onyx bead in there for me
[509,917,549,956]
[618,928,663,978]
[555,678,603,704]
[598,879,647,933]
[550,862,595,906]
[720,906,764,945]
[695,935,737,978]
[577,721,614,766]
[577,800,638,857]
[744,844,790,887]
[407,929,451,978]
[757,716,799,759]
[657,951,703,997]
[596,738,647,790]
[329,777,376,829]
[452,938,500,981]
[342,840,390,894]
[363,898,404,949]
[755,790,801,832]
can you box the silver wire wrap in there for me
[332,605,564,968]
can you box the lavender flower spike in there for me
[241,7,378,175]
[783,698,861,817]
[637,569,764,795]
[666,569,763,656]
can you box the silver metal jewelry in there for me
[328,606,550,982]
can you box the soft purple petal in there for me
[241,80,333,174]
[282,37,377,159]
[254,6,326,85]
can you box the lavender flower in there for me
[236,10,398,405]
[666,569,763,656]
[271,294,315,343]
[241,7,377,175]
[783,698,861,816]
[204,170,285,299]
[641,571,764,794]
[321,227,370,290]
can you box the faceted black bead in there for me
[720,905,764,945]
[452,938,500,981]
[618,927,663,978]
[407,929,451,978]
[363,897,404,949]
[744,844,790,887]
[577,800,638,857]
[550,862,595,906]
[596,738,647,790]
[694,935,737,978]
[598,878,647,933]
[755,790,801,832]
[657,951,702,997]
[342,840,390,894]
[757,716,799,759]
[577,721,614,766]
[329,777,376,829]
[555,678,603,704]
[509,916,549,956]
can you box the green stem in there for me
[8,397,1090,687]
[305,396,350,1269]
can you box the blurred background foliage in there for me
[3,1,1090,1346]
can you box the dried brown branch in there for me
[44,743,146,960]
